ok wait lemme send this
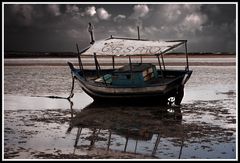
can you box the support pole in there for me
[112,56,115,69]
[178,127,185,159]
[160,54,165,71]
[185,41,189,71]
[134,139,138,153]
[157,55,164,79]
[129,56,133,81]
[129,56,132,71]
[94,53,107,85]
[94,53,100,77]
[74,127,82,147]
[178,136,184,159]
[67,74,75,99]
[152,133,161,156]
[124,136,129,152]
[76,44,83,70]
[76,44,86,80]
[69,99,73,119]
[107,130,112,151]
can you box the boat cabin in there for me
[112,63,158,86]
[94,63,158,86]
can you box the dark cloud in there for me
[4,3,236,52]
[202,4,236,25]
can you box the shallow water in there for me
[3,65,237,160]
[4,57,236,65]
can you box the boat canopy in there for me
[81,38,186,56]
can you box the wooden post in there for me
[152,133,161,156]
[161,54,165,71]
[94,53,100,77]
[112,56,115,69]
[129,56,132,71]
[107,130,112,151]
[76,44,83,70]
[185,41,189,71]
[69,100,73,119]
[178,136,184,159]
[67,75,75,99]
[76,44,86,80]
[74,127,82,147]
[94,53,107,85]
[157,55,164,79]
[124,136,129,152]
[134,139,138,153]
[129,56,133,81]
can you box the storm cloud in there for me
[4,3,236,53]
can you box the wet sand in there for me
[4,93,236,159]
[3,57,237,160]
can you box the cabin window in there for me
[95,74,112,84]
[126,74,131,80]
[111,63,157,86]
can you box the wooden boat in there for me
[67,24,192,105]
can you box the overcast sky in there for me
[4,3,237,53]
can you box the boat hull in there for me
[70,67,192,105]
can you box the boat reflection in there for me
[67,100,185,158]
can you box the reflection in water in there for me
[66,100,185,158]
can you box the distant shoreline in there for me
[4,54,236,67]
[4,52,236,59]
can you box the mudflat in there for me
[3,56,237,160]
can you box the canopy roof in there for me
[81,38,186,56]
